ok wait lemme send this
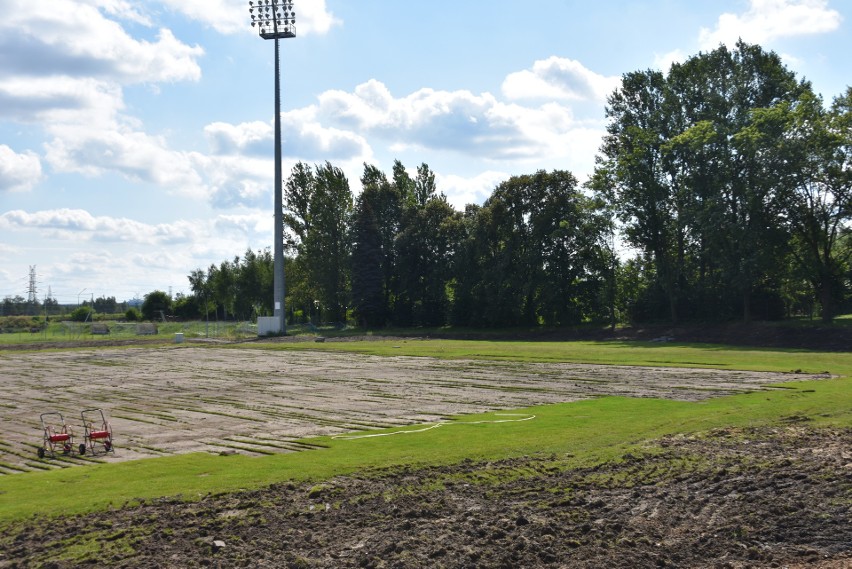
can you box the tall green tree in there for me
[92,296,118,314]
[673,42,805,321]
[284,161,353,323]
[448,204,485,327]
[598,41,810,322]
[756,88,852,322]
[283,161,316,250]
[351,195,386,327]
[596,68,685,322]
[1,296,26,316]
[233,248,274,319]
[392,159,416,206]
[394,195,462,326]
[350,164,405,327]
[392,162,460,326]
[209,259,237,321]
[462,170,610,327]
[414,162,438,206]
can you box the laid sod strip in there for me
[0,375,848,523]
[240,338,846,372]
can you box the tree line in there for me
[183,162,614,328]
[0,294,124,318]
[184,42,850,328]
[593,41,851,324]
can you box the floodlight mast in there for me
[249,0,296,334]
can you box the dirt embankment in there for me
[1,426,849,568]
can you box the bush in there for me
[0,316,40,333]
[172,295,200,320]
[125,308,142,322]
[142,290,172,321]
[69,306,94,322]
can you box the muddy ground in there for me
[0,425,849,568]
[0,344,828,473]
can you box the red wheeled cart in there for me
[38,412,83,458]
[81,408,114,455]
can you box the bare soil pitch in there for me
[0,344,826,472]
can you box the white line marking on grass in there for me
[331,414,536,440]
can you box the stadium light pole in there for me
[249,0,296,335]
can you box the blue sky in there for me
[1,0,850,305]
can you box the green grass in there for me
[0,339,849,525]
[0,320,258,345]
[242,337,848,374]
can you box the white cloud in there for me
[699,0,842,49]
[1,208,280,297]
[282,112,373,161]
[0,77,125,126]
[0,145,43,193]
[0,209,271,289]
[201,115,372,208]
[44,126,206,196]
[157,0,341,36]
[0,1,209,202]
[46,248,193,297]
[205,121,272,156]
[0,1,203,85]
[501,57,620,102]
[193,151,270,209]
[314,79,603,163]
[0,209,203,245]
[216,215,267,235]
[437,171,511,210]
[654,49,687,72]
[205,115,371,162]
[202,65,609,197]
[93,0,153,27]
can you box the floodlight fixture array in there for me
[249,0,296,40]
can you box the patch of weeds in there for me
[381,481,441,502]
[307,483,344,500]
[577,450,711,489]
[344,490,382,507]
[40,527,146,565]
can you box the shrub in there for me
[125,308,142,322]
[69,306,94,322]
[142,290,172,321]
[0,316,40,333]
